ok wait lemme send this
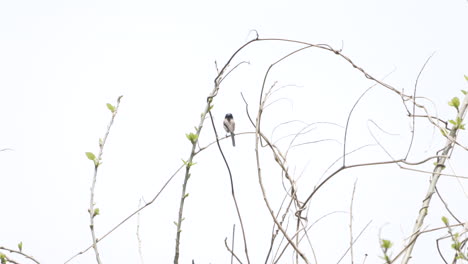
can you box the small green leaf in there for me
[442,216,449,225]
[0,254,6,264]
[455,253,466,260]
[173,221,178,226]
[184,193,189,198]
[449,117,465,130]
[462,90,467,95]
[452,241,461,251]
[464,75,468,81]
[18,241,22,252]
[182,160,196,168]
[185,132,198,144]
[449,97,460,111]
[106,103,115,113]
[85,152,99,166]
[86,152,96,161]
[93,208,100,217]
[186,161,196,169]
[380,239,393,249]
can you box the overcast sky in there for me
[1,0,468,263]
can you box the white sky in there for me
[1,0,468,263]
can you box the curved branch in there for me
[208,110,251,264]
[0,246,41,264]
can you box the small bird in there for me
[223,113,235,147]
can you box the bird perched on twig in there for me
[223,113,235,147]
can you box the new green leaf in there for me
[380,239,393,249]
[86,152,96,161]
[106,103,115,113]
[442,216,449,225]
[185,132,198,144]
[449,97,460,112]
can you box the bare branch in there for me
[207,109,251,264]
[343,84,377,166]
[224,238,244,264]
[404,52,436,160]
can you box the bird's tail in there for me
[231,133,235,147]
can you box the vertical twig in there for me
[343,85,376,166]
[404,53,435,160]
[88,95,123,264]
[349,180,358,264]
[137,198,144,264]
[173,103,209,263]
[231,225,236,264]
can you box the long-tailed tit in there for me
[223,113,235,147]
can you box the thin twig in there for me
[231,225,236,264]
[88,95,123,264]
[336,220,372,264]
[208,110,250,264]
[349,180,358,264]
[0,246,41,264]
[404,52,435,160]
[224,238,243,264]
[435,235,450,264]
[265,188,295,264]
[136,198,144,264]
[435,187,462,224]
[343,85,376,166]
